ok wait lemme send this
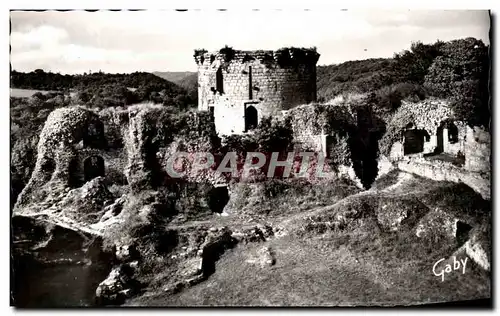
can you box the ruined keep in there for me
[195,47,320,135]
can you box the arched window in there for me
[83,155,105,182]
[245,105,258,131]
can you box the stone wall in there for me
[396,157,490,200]
[196,48,319,135]
[387,99,468,160]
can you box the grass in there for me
[124,170,490,306]
[130,229,489,306]
[10,88,60,98]
[224,178,361,219]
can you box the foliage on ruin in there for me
[378,99,456,157]
[275,47,320,68]
[193,49,208,63]
[219,45,236,63]
[10,95,71,206]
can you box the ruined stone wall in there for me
[281,104,324,152]
[396,157,490,200]
[386,99,468,160]
[464,126,491,174]
[14,107,106,211]
[196,48,319,135]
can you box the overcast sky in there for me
[10,10,490,74]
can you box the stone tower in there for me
[194,47,320,135]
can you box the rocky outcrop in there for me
[95,264,140,306]
[376,198,429,232]
[15,106,106,211]
[245,246,276,268]
[162,226,238,294]
[464,222,491,271]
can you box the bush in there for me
[424,38,490,127]
[392,40,445,83]
[368,82,428,111]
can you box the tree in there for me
[392,40,444,84]
[424,38,490,127]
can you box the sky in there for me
[9,9,491,74]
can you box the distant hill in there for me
[153,72,196,86]
[10,70,197,110]
[153,71,198,101]
[316,58,396,102]
[10,70,184,92]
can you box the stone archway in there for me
[245,105,258,131]
[83,155,105,182]
[403,123,430,156]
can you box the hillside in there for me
[152,71,196,86]
[317,58,395,102]
[11,70,180,91]
[153,71,198,101]
[128,170,491,306]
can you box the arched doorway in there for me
[245,105,258,131]
[83,155,105,182]
[403,123,430,155]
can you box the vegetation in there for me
[424,38,490,127]
[317,58,395,101]
[11,70,196,110]
[317,37,490,128]
[10,94,71,207]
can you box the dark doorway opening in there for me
[40,158,56,177]
[68,158,81,188]
[404,129,430,155]
[456,221,472,246]
[216,68,224,94]
[83,156,105,182]
[245,105,258,131]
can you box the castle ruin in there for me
[195,47,320,135]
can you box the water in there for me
[12,254,113,308]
